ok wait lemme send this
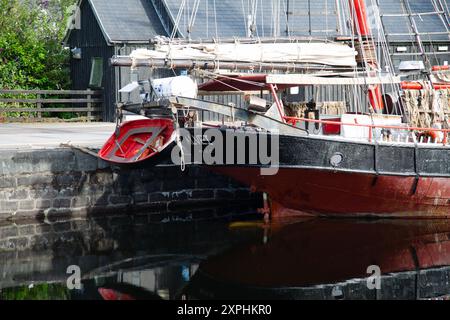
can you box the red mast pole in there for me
[349,0,384,111]
[352,0,370,36]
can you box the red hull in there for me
[212,167,450,218]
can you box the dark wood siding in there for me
[67,0,115,121]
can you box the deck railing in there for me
[284,116,450,146]
[0,89,103,121]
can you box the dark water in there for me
[1,212,450,300]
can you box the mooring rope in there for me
[175,112,186,172]
[60,143,100,158]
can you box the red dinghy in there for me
[98,118,175,165]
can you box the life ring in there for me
[418,130,441,143]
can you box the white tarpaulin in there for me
[129,42,358,67]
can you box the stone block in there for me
[71,219,90,231]
[0,225,18,238]
[90,171,114,185]
[108,195,132,205]
[18,225,35,236]
[215,189,234,199]
[162,179,195,191]
[0,177,16,188]
[0,201,18,212]
[52,222,72,232]
[418,267,450,299]
[378,272,417,300]
[71,196,91,208]
[133,193,149,204]
[53,198,71,208]
[7,189,29,200]
[148,192,171,203]
[30,188,58,200]
[35,224,53,234]
[191,190,214,199]
[17,175,53,187]
[18,200,35,210]
[73,150,99,172]
[35,199,52,209]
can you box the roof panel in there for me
[83,0,449,43]
[161,0,449,42]
[89,0,167,43]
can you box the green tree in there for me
[0,0,76,90]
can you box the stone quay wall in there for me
[0,215,257,290]
[0,148,261,222]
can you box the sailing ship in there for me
[99,0,450,218]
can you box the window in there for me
[89,57,103,88]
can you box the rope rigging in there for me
[155,0,450,131]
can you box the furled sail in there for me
[128,42,358,67]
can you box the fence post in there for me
[87,89,92,122]
[37,93,42,119]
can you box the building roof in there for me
[379,0,450,42]
[65,0,167,45]
[91,0,167,43]
[162,0,450,42]
[66,0,450,45]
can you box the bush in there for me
[0,0,76,90]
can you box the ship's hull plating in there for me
[182,128,450,218]
[212,167,450,218]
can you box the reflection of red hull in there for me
[212,167,450,218]
[198,219,450,289]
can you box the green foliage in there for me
[0,283,71,300]
[0,0,77,90]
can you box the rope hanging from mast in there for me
[187,0,201,40]
[170,0,186,40]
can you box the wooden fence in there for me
[0,89,103,121]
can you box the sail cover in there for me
[129,42,358,67]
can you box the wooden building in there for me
[64,0,167,121]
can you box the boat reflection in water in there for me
[72,255,202,300]
[2,215,450,300]
[184,219,450,300]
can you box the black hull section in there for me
[179,128,450,178]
